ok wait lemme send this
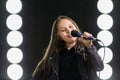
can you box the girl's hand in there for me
[79,32,93,48]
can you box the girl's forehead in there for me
[59,19,71,24]
[58,19,73,27]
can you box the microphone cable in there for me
[97,39,106,80]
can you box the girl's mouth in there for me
[67,35,73,38]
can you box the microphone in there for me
[71,30,100,41]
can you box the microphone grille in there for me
[71,30,82,37]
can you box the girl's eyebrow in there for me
[58,26,65,29]
[58,27,65,31]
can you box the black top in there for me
[31,45,104,80]
[58,47,82,80]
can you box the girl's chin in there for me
[66,39,76,43]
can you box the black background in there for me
[0,0,120,80]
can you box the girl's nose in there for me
[66,29,71,33]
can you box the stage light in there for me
[97,64,113,79]
[97,0,114,79]
[97,31,113,46]
[7,64,23,80]
[7,48,23,64]
[6,0,23,79]
[97,0,113,13]
[98,47,113,63]
[6,0,22,14]
[97,14,113,30]
[6,14,22,30]
[7,31,23,47]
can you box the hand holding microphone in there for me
[71,30,99,41]
[71,30,99,48]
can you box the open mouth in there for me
[67,35,73,38]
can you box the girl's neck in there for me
[66,42,76,50]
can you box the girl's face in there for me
[57,19,77,46]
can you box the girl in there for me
[31,16,104,80]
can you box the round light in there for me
[97,0,113,13]
[97,14,113,30]
[97,31,113,46]
[6,0,22,14]
[6,14,22,30]
[7,48,23,63]
[98,47,113,63]
[97,64,113,79]
[7,31,23,47]
[7,64,23,80]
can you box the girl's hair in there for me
[32,15,82,76]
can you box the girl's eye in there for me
[69,26,72,28]
[61,29,65,32]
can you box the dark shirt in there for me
[58,47,82,80]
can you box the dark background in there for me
[0,0,120,80]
